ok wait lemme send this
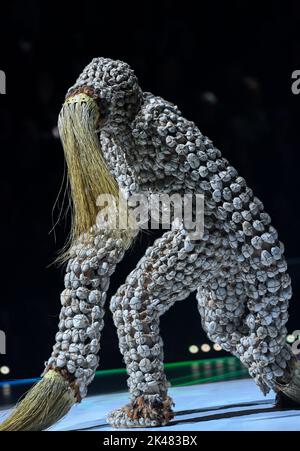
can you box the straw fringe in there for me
[57,93,133,262]
[0,370,76,431]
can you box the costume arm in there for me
[46,227,136,400]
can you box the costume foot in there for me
[107,395,174,428]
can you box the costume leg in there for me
[197,238,294,396]
[197,269,247,356]
[108,226,212,428]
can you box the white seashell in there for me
[86,354,98,368]
[184,240,194,252]
[60,289,71,306]
[251,236,262,249]
[261,250,273,267]
[267,278,281,293]
[56,355,66,368]
[76,287,89,300]
[73,314,89,329]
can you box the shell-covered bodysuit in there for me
[46,58,293,428]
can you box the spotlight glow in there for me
[213,343,222,351]
[287,334,296,344]
[189,345,199,354]
[0,366,10,375]
[201,343,211,353]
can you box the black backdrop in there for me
[0,0,300,379]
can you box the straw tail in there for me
[0,370,77,431]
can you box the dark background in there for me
[0,0,300,380]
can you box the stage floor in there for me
[1,358,300,431]
[45,379,299,431]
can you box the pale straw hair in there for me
[57,93,135,262]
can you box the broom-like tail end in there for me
[0,370,77,431]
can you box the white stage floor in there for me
[1,378,300,431]
[49,378,300,431]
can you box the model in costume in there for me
[1,57,299,431]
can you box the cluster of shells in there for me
[46,228,128,399]
[110,226,207,402]
[67,57,143,127]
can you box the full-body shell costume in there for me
[1,57,299,431]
